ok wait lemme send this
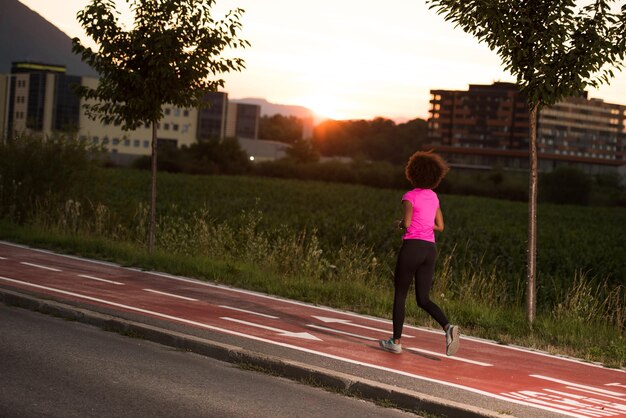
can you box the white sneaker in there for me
[445,325,460,356]
[379,337,402,354]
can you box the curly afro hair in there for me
[404,151,450,189]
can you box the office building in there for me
[226,102,260,139]
[1,62,270,163]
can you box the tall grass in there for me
[12,196,624,367]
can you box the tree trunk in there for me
[148,121,158,254]
[527,104,539,324]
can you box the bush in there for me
[0,133,101,223]
[132,137,251,175]
[540,166,592,205]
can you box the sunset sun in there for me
[295,95,351,121]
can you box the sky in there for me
[18,0,626,122]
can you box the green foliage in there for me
[259,114,305,143]
[437,169,529,201]
[540,166,592,205]
[312,118,429,164]
[132,137,251,174]
[426,0,626,107]
[284,139,320,163]
[72,0,249,128]
[0,133,101,223]
[251,159,407,189]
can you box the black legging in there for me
[392,239,448,340]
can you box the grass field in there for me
[1,167,625,367]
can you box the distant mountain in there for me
[0,0,97,76]
[232,98,316,121]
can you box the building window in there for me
[183,109,189,117]
[173,124,179,131]
[113,138,120,146]
[164,108,171,115]
[134,139,140,147]
[164,123,170,130]
[124,139,130,146]
[143,140,150,148]
[102,137,109,144]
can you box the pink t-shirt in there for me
[402,188,439,243]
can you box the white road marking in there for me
[501,391,601,418]
[221,317,322,341]
[564,387,626,403]
[20,262,61,272]
[543,389,626,415]
[607,383,626,390]
[78,274,124,286]
[143,289,198,302]
[312,315,414,338]
[307,324,377,341]
[405,347,492,367]
[219,305,278,319]
[531,375,626,397]
[0,273,608,418]
[0,256,7,260]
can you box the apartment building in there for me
[428,82,626,176]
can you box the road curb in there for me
[0,288,508,418]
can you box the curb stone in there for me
[0,288,509,418]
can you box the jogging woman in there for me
[379,151,460,356]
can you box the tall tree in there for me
[72,0,249,253]
[426,0,626,323]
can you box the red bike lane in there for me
[1,241,625,418]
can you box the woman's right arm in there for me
[433,207,444,232]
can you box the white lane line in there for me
[0,256,7,260]
[143,289,198,302]
[312,315,414,338]
[78,274,124,286]
[307,324,377,341]
[405,347,493,367]
[221,317,321,341]
[0,274,595,418]
[20,262,61,272]
[607,383,626,390]
[531,375,626,397]
[219,305,278,319]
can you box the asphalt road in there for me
[0,304,419,418]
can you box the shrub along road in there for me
[1,241,625,418]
